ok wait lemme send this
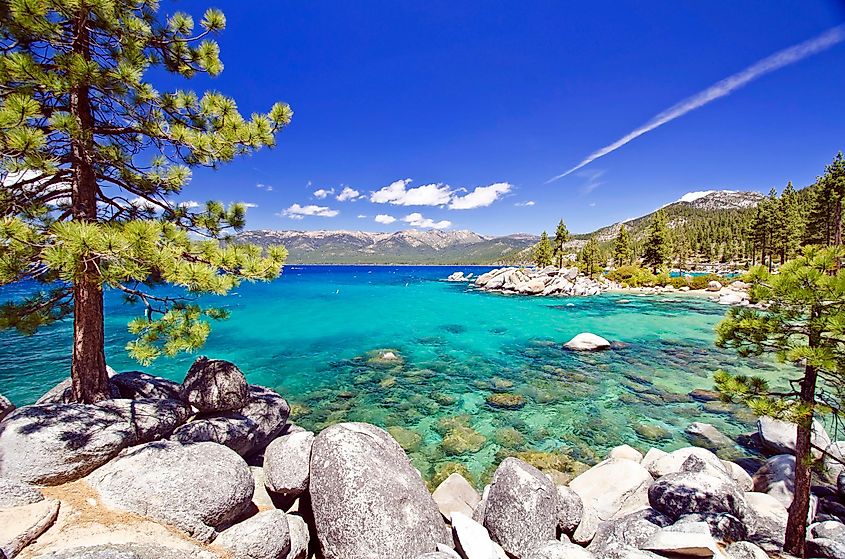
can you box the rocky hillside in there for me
[234,229,539,265]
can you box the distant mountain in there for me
[234,229,539,264]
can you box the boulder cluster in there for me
[471,266,617,296]
[1,362,845,559]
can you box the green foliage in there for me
[0,2,292,365]
[804,152,845,247]
[577,237,602,277]
[605,265,656,287]
[613,224,631,266]
[552,219,570,268]
[534,231,554,268]
[642,209,670,272]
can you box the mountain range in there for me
[234,190,764,265]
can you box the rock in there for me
[641,448,668,473]
[586,508,671,554]
[752,454,796,509]
[171,413,259,456]
[0,477,44,508]
[689,389,720,402]
[742,492,787,551]
[179,357,248,413]
[685,422,735,451]
[450,512,498,559]
[110,372,181,400]
[87,440,254,542]
[811,520,845,542]
[556,485,584,534]
[569,458,653,521]
[0,399,190,485]
[415,555,457,559]
[309,423,450,559]
[35,367,119,405]
[431,473,480,522]
[840,471,845,500]
[0,499,60,558]
[564,333,611,351]
[756,416,831,457]
[608,444,643,463]
[646,447,730,480]
[674,513,747,543]
[719,292,747,305]
[249,466,275,511]
[721,461,754,492]
[823,441,845,483]
[642,527,723,557]
[31,544,215,559]
[214,509,291,559]
[263,430,314,501]
[806,537,845,559]
[483,458,559,558]
[707,280,722,291]
[648,469,748,521]
[239,385,291,453]
[525,540,596,559]
[725,541,769,559]
[572,504,600,544]
[0,392,14,422]
[286,514,310,559]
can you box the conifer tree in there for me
[804,153,845,247]
[578,236,601,277]
[612,224,631,267]
[778,181,803,262]
[551,219,570,268]
[0,2,292,402]
[715,246,845,555]
[642,209,670,273]
[534,231,553,268]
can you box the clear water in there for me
[0,266,785,486]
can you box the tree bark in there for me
[69,6,110,403]
[783,359,819,556]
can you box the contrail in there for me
[547,25,845,183]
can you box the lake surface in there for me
[0,265,784,486]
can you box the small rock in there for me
[286,514,310,559]
[263,431,315,500]
[607,444,643,463]
[431,473,480,522]
[214,509,291,559]
[180,357,249,413]
[564,333,611,351]
[707,280,722,292]
[811,520,845,542]
[725,541,769,559]
[685,422,735,451]
[0,392,14,422]
[557,485,584,535]
[572,505,600,544]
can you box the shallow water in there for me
[0,266,786,486]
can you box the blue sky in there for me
[163,1,845,235]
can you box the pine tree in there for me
[641,209,670,273]
[534,231,553,267]
[715,246,845,555]
[578,236,601,277]
[779,181,803,262]
[804,153,845,247]
[612,224,631,267]
[0,2,292,402]
[551,219,570,268]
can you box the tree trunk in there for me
[68,6,110,403]
[783,360,819,556]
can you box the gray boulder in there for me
[722,460,754,492]
[726,541,769,559]
[645,447,729,479]
[0,477,44,507]
[757,416,830,456]
[110,372,181,400]
[824,441,845,483]
[87,440,254,543]
[239,385,291,452]
[32,543,215,559]
[450,512,498,559]
[263,430,314,500]
[286,514,310,559]
[0,399,190,485]
[586,508,671,555]
[685,422,735,451]
[557,485,584,534]
[752,454,797,509]
[309,423,450,559]
[35,367,119,405]
[674,512,746,543]
[214,510,291,559]
[431,473,480,522]
[840,470,845,500]
[569,458,653,521]
[648,469,748,521]
[483,457,560,558]
[179,357,248,413]
[0,498,60,558]
[525,540,595,559]
[806,537,845,559]
[0,392,14,422]
[743,491,787,551]
[171,413,258,456]
[811,520,845,542]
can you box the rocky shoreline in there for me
[447,267,761,308]
[0,358,844,558]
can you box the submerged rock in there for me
[485,393,526,410]
[441,426,487,455]
[563,333,611,351]
[309,423,450,559]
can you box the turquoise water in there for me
[0,266,783,485]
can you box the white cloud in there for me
[449,182,511,210]
[370,179,452,206]
[401,212,451,229]
[313,188,334,199]
[515,200,535,207]
[178,200,200,209]
[336,186,362,201]
[548,25,845,182]
[128,197,160,210]
[256,183,273,191]
[357,214,367,219]
[280,203,340,219]
[374,214,396,224]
